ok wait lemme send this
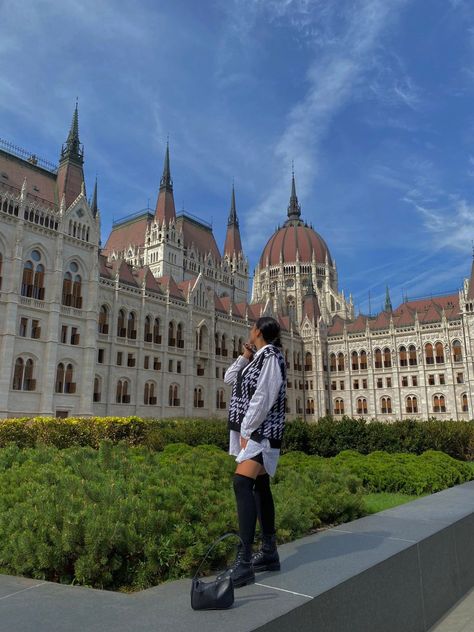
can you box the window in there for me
[144,315,152,342]
[168,321,176,346]
[330,353,336,372]
[117,310,126,337]
[153,357,161,370]
[168,359,173,372]
[116,379,130,403]
[117,352,123,366]
[60,325,68,343]
[127,312,136,339]
[360,350,367,370]
[331,380,336,391]
[168,384,179,406]
[337,353,344,372]
[386,377,392,388]
[70,327,80,345]
[193,387,204,408]
[306,399,315,414]
[428,374,435,386]
[377,378,383,388]
[93,376,101,402]
[439,374,445,385]
[356,397,368,415]
[305,352,313,371]
[409,345,417,366]
[339,380,345,390]
[374,348,382,369]
[334,398,344,415]
[461,393,468,413]
[144,355,149,369]
[216,389,226,409]
[127,353,135,367]
[55,363,64,392]
[399,346,407,367]
[177,361,182,374]
[98,349,104,364]
[62,261,82,308]
[353,379,359,390]
[12,357,36,391]
[351,351,359,371]
[144,382,157,405]
[19,317,28,337]
[412,375,418,386]
[401,376,408,387]
[98,305,109,334]
[425,343,434,365]
[55,363,75,393]
[435,342,444,364]
[362,378,368,389]
[153,318,161,344]
[383,348,392,368]
[433,394,446,413]
[452,340,463,363]
[31,319,40,339]
[21,250,45,300]
[406,395,418,414]
[457,372,464,384]
[381,396,392,414]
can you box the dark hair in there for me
[255,316,282,348]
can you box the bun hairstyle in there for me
[255,316,282,348]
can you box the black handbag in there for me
[190,533,243,610]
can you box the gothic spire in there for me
[286,165,301,223]
[384,285,393,312]
[228,181,238,226]
[91,176,98,217]
[60,100,84,166]
[159,140,173,191]
[224,183,243,256]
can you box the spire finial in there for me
[286,164,301,223]
[160,140,173,190]
[384,285,393,312]
[91,175,98,217]
[228,181,238,226]
[60,100,83,165]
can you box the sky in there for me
[1,0,474,314]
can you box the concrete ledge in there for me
[1,481,474,631]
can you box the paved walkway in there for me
[429,587,474,632]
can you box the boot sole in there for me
[253,562,281,572]
[233,574,256,588]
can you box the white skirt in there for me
[228,430,280,477]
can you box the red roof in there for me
[233,302,247,319]
[328,315,345,335]
[102,213,152,255]
[346,314,368,333]
[98,254,113,279]
[259,223,332,267]
[247,303,264,321]
[214,294,228,313]
[155,275,184,300]
[224,224,243,257]
[302,293,321,322]
[0,150,57,209]
[136,267,164,294]
[177,215,221,261]
[155,187,176,224]
[468,261,474,299]
[368,311,391,331]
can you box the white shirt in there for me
[224,344,284,476]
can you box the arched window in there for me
[360,350,367,370]
[221,334,227,357]
[232,336,238,358]
[12,357,24,390]
[93,376,101,402]
[409,345,417,366]
[351,351,359,371]
[306,398,315,414]
[461,393,469,413]
[381,396,392,414]
[22,261,34,297]
[153,318,161,344]
[127,312,136,339]
[144,382,156,405]
[425,343,434,365]
[144,316,152,342]
[356,397,368,415]
[62,271,72,305]
[406,395,418,414]
[374,348,382,369]
[194,387,204,408]
[383,348,392,368]
[168,384,179,406]
[337,352,344,372]
[177,323,184,348]
[24,359,34,390]
[216,389,226,409]
[117,309,126,337]
[72,274,82,308]
[334,398,344,415]
[98,305,109,334]
[435,342,444,364]
[215,332,221,355]
[330,353,337,372]
[452,340,463,363]
[168,321,176,346]
[305,352,313,371]
[64,363,75,393]
[55,363,65,393]
[116,379,130,403]
[22,250,45,299]
[33,264,45,300]
[433,394,446,413]
[399,346,407,367]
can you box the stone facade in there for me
[0,108,473,421]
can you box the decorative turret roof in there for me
[223,183,243,256]
[384,286,392,312]
[91,176,98,217]
[155,141,176,223]
[286,169,301,225]
[302,279,321,323]
[56,102,85,208]
[60,101,84,166]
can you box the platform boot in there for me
[251,533,280,572]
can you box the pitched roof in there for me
[346,314,368,333]
[247,303,264,321]
[135,267,164,294]
[102,211,153,255]
[327,315,345,335]
[368,310,391,331]
[214,294,228,313]
[177,215,221,261]
[98,253,113,279]
[302,293,321,323]
[155,275,185,300]
[0,149,58,209]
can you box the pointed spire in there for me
[160,140,173,191]
[286,164,301,224]
[384,285,393,312]
[60,100,83,165]
[91,176,98,217]
[224,183,243,257]
[155,141,176,223]
[228,181,238,226]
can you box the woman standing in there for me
[217,316,287,588]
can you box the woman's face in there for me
[249,323,261,346]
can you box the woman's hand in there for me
[240,436,248,449]
[242,342,255,360]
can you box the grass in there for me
[362,490,432,514]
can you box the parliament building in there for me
[0,106,473,421]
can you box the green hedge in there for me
[0,416,474,461]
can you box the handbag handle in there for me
[193,533,244,580]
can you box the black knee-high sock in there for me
[233,474,257,555]
[254,473,276,536]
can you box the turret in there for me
[56,101,85,208]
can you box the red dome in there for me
[259,223,332,268]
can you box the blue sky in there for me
[1,0,474,313]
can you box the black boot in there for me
[216,544,255,588]
[251,534,280,572]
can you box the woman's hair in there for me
[255,316,282,348]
